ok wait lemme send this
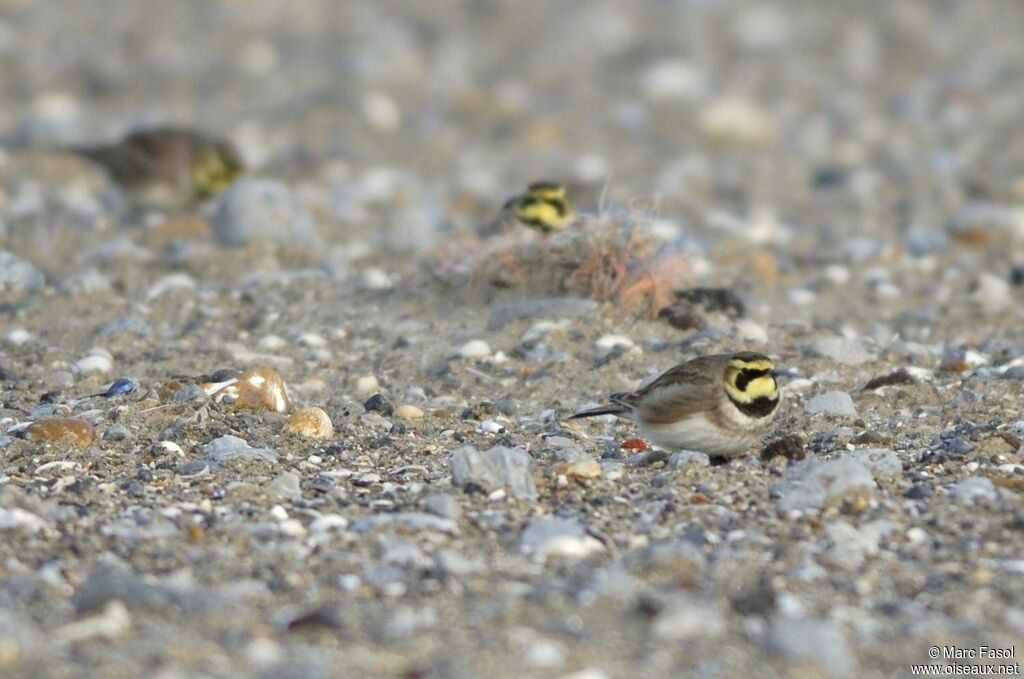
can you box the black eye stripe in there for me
[735,368,771,391]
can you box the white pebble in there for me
[145,273,196,300]
[356,375,381,396]
[309,514,349,534]
[595,334,634,351]
[788,288,817,306]
[360,268,393,290]
[75,354,113,374]
[362,91,401,131]
[258,335,288,351]
[458,339,492,360]
[297,333,326,348]
[733,319,768,342]
[5,328,33,346]
[158,441,185,456]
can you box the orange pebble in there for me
[24,418,96,448]
[620,438,648,451]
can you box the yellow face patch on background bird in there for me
[191,145,243,198]
[505,181,575,233]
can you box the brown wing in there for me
[631,356,724,424]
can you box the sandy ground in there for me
[1,1,1024,678]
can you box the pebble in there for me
[765,616,855,676]
[556,460,602,481]
[846,448,902,480]
[808,336,873,366]
[519,517,603,561]
[359,267,394,290]
[0,507,50,534]
[669,451,711,468]
[450,445,536,499]
[641,59,705,101]
[5,328,33,346]
[652,594,726,640]
[308,514,349,534]
[269,472,302,500]
[823,521,880,570]
[213,179,321,247]
[595,335,634,352]
[486,298,598,331]
[458,339,492,360]
[212,368,291,414]
[75,353,113,374]
[145,273,196,300]
[776,457,877,512]
[282,407,334,439]
[356,375,380,396]
[699,97,778,147]
[203,435,278,464]
[423,493,462,521]
[394,404,424,419]
[948,477,998,505]
[363,393,394,416]
[0,250,45,292]
[351,512,459,536]
[971,273,1014,314]
[100,377,137,397]
[805,391,858,417]
[23,418,95,447]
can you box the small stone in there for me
[145,273,196,300]
[520,517,603,561]
[808,336,872,366]
[212,368,291,413]
[75,353,113,374]
[765,616,854,675]
[971,273,1014,314]
[652,595,726,640]
[846,448,902,480]
[776,457,877,512]
[23,418,95,448]
[668,451,711,468]
[213,179,320,247]
[556,460,602,481]
[283,407,334,439]
[458,340,492,360]
[203,435,277,463]
[948,477,998,505]
[805,391,857,417]
[0,250,45,292]
[822,520,880,570]
[760,435,806,462]
[5,328,33,346]
[450,445,536,499]
[394,404,424,419]
[699,97,778,147]
[363,393,394,416]
[595,335,634,352]
[360,267,394,290]
[356,375,380,396]
[423,493,462,521]
[100,377,137,397]
[0,507,49,534]
[269,472,302,500]
[354,472,381,487]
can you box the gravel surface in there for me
[1,2,1024,678]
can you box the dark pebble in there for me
[363,393,394,416]
[760,434,806,462]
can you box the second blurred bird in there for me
[69,126,243,209]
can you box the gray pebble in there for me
[213,179,320,247]
[776,458,877,512]
[805,391,858,417]
[423,493,462,521]
[203,435,278,463]
[450,445,536,499]
[269,471,302,500]
[0,250,45,292]
[948,477,998,505]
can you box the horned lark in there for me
[69,126,243,208]
[569,352,780,458]
[503,181,576,233]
